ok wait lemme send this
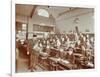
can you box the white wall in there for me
[16,15,28,23]
[28,14,55,32]
[56,11,94,33]
[16,14,55,33]
[16,9,94,33]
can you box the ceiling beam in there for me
[57,8,78,18]
[30,5,37,18]
[56,11,93,21]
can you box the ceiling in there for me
[16,4,76,18]
[16,4,93,20]
[36,5,73,18]
[16,4,34,17]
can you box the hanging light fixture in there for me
[73,17,80,24]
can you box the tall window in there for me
[21,23,27,38]
[38,9,49,17]
[22,24,27,31]
[16,23,27,40]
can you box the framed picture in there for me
[11,0,96,77]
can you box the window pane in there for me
[38,9,49,17]
[22,24,27,30]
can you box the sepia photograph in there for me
[15,4,94,73]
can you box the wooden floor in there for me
[16,50,45,73]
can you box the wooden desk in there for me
[81,62,94,69]
[49,57,60,63]
[48,57,73,70]
[48,57,59,71]
[49,48,60,57]
[73,53,83,57]
[58,60,73,70]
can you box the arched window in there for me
[38,9,49,17]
